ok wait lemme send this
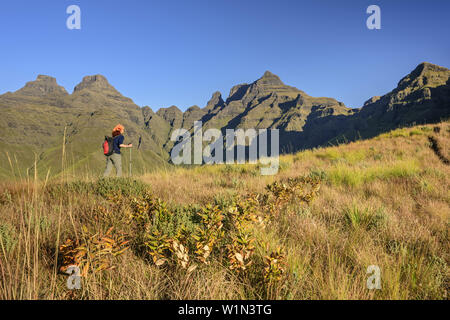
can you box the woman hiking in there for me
[103,124,133,177]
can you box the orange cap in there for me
[113,124,124,133]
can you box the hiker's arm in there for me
[120,144,133,148]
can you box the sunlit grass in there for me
[326,160,421,187]
[0,121,449,300]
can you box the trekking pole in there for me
[129,146,132,177]
[133,136,141,177]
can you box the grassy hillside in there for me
[2,63,448,179]
[0,75,171,180]
[0,121,448,300]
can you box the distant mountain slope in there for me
[0,62,448,178]
[0,75,169,178]
[320,62,450,148]
[150,62,449,153]
[356,62,450,134]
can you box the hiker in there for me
[103,124,133,177]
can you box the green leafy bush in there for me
[0,223,18,253]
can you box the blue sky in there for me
[0,0,449,111]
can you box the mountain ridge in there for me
[0,62,449,178]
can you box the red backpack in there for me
[103,136,114,156]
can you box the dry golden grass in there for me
[0,121,448,300]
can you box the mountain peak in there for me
[255,70,284,86]
[262,70,276,77]
[156,105,183,125]
[186,105,201,112]
[412,62,448,77]
[211,91,222,99]
[15,74,68,97]
[205,91,225,111]
[73,74,117,93]
[156,105,182,117]
[166,105,182,112]
[397,62,450,90]
[36,75,57,82]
